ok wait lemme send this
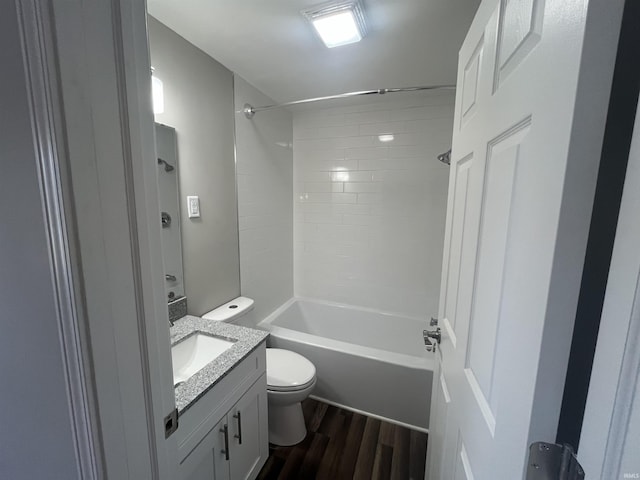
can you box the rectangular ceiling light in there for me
[303,1,367,48]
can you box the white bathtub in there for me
[258,298,433,431]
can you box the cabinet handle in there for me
[233,411,242,445]
[220,424,230,461]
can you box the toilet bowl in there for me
[266,348,317,446]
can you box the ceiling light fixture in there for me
[303,1,367,49]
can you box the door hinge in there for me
[164,408,179,438]
[526,442,584,480]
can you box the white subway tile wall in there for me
[235,76,294,323]
[293,93,454,317]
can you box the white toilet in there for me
[266,348,317,446]
[202,297,317,446]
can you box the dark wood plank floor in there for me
[257,398,428,480]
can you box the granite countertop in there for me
[170,315,269,416]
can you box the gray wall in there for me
[235,76,294,325]
[0,3,80,478]
[149,17,240,316]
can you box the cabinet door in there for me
[180,417,231,480]
[229,374,269,480]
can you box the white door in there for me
[426,0,624,478]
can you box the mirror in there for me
[155,123,187,322]
[149,16,241,323]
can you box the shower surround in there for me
[293,92,455,318]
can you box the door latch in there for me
[526,442,584,480]
[425,327,441,344]
[423,330,435,352]
[164,408,179,438]
[423,328,441,352]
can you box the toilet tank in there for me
[202,296,254,324]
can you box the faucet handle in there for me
[430,317,439,326]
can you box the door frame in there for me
[21,0,178,477]
[14,0,104,477]
[557,0,640,449]
[578,79,640,478]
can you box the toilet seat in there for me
[266,348,316,391]
[267,377,316,393]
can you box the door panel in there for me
[494,0,544,88]
[229,375,268,480]
[426,0,620,477]
[183,455,215,480]
[444,154,474,337]
[453,436,475,480]
[427,349,452,479]
[460,39,484,126]
[466,122,529,415]
[180,417,230,480]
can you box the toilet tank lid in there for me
[202,296,254,322]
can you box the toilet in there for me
[266,348,316,446]
[202,297,317,446]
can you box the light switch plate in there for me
[187,196,200,218]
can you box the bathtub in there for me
[258,298,433,431]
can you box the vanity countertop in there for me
[170,315,269,415]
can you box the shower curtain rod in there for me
[243,84,456,119]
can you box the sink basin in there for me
[171,332,236,385]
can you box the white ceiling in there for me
[147,0,480,104]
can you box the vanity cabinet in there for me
[177,343,268,480]
[228,379,267,480]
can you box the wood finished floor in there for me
[257,398,428,480]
